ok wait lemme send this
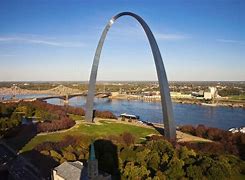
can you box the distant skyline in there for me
[0,0,245,81]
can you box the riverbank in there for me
[109,94,245,108]
[1,85,244,109]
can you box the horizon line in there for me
[0,80,244,83]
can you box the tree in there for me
[146,150,160,172]
[121,132,135,146]
[206,161,231,180]
[178,146,196,160]
[155,171,167,180]
[195,125,207,137]
[164,156,185,179]
[180,125,195,135]
[146,140,174,158]
[136,148,151,166]
[186,165,203,179]
[120,147,136,163]
[122,162,150,180]
[63,151,76,161]
[50,150,62,162]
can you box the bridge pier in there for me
[64,94,69,105]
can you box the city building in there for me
[170,92,192,99]
[204,92,212,100]
[192,87,218,100]
[52,142,111,180]
[52,161,86,180]
[204,87,217,100]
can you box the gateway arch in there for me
[85,12,176,141]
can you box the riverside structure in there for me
[85,12,176,141]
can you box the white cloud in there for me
[155,33,190,40]
[216,39,245,45]
[0,36,85,47]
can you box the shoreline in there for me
[109,95,245,109]
[1,89,245,109]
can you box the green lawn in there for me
[68,114,84,121]
[20,132,69,152]
[72,120,158,138]
[21,120,159,152]
[229,95,245,101]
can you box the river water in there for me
[1,94,244,130]
[45,96,245,130]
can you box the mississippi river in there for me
[1,94,244,130]
[45,96,245,130]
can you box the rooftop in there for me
[54,161,86,180]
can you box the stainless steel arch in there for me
[85,12,176,141]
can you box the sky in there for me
[0,0,244,81]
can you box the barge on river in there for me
[120,113,140,119]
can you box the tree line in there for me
[31,133,245,180]
[179,124,245,160]
[0,100,117,135]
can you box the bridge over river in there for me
[0,92,111,104]
[37,92,111,103]
[0,84,111,104]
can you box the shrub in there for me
[180,124,245,159]
[122,162,150,180]
[195,124,207,137]
[65,106,85,116]
[94,110,117,119]
[147,135,165,141]
[121,132,135,146]
[50,150,62,161]
[37,117,75,133]
[179,125,195,135]
[63,151,76,161]
[186,165,203,179]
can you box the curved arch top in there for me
[85,12,176,141]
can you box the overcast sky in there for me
[0,0,244,81]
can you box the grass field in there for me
[21,119,159,152]
[229,95,245,101]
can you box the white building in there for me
[204,87,217,100]
[204,92,212,100]
[170,92,192,99]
